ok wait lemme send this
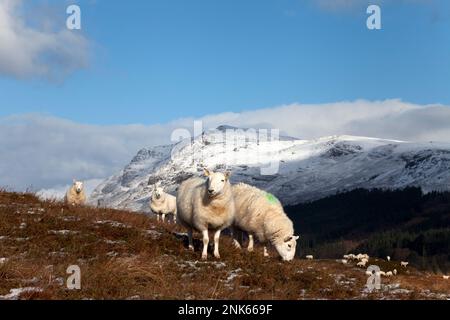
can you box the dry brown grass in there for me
[0,191,449,300]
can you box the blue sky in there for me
[1,0,449,125]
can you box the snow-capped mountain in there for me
[89,126,450,212]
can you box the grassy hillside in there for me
[0,191,449,300]
[286,188,450,273]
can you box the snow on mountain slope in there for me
[89,127,450,212]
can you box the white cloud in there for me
[1,100,450,191]
[0,0,89,79]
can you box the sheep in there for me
[231,183,299,261]
[385,271,393,277]
[64,180,86,206]
[393,269,397,275]
[387,256,391,261]
[306,255,314,260]
[357,261,367,268]
[377,271,386,276]
[341,259,348,264]
[400,261,409,267]
[361,258,369,264]
[149,185,177,223]
[443,275,449,280]
[343,255,351,259]
[176,169,235,260]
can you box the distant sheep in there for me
[177,169,235,260]
[377,271,386,276]
[149,185,177,223]
[385,271,393,277]
[387,256,391,261]
[400,261,409,267]
[306,255,314,260]
[231,183,299,261]
[443,275,449,280]
[64,180,86,206]
[357,261,367,268]
[393,269,397,275]
[341,259,348,264]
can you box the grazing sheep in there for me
[385,271,393,277]
[231,183,299,261]
[306,255,314,260]
[177,169,235,260]
[64,180,86,206]
[400,261,409,267]
[149,185,177,223]
[357,261,367,268]
[387,256,391,261]
[443,275,449,280]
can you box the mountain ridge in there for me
[89,126,450,212]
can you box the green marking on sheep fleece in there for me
[266,193,279,204]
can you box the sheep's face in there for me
[204,169,230,198]
[73,181,83,194]
[153,187,164,200]
[275,235,299,261]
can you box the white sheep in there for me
[385,271,393,277]
[400,261,409,267]
[377,271,386,276]
[341,259,348,264]
[149,185,177,223]
[231,183,299,261]
[64,180,86,206]
[361,258,369,264]
[177,169,235,260]
[443,275,449,280]
[387,256,391,261]
[306,255,314,260]
[357,261,367,268]
[393,269,397,275]
[343,254,350,259]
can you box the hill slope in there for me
[89,127,450,212]
[1,191,449,300]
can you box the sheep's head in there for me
[275,235,299,261]
[73,180,84,194]
[152,186,165,200]
[204,169,230,198]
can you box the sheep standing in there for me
[305,255,314,260]
[385,271,393,277]
[150,185,177,223]
[231,183,299,261]
[177,169,235,260]
[401,261,409,267]
[357,261,367,268]
[387,256,391,261]
[443,275,449,280]
[64,180,86,206]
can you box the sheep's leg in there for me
[162,214,166,223]
[231,228,242,249]
[213,230,221,259]
[188,229,194,251]
[247,234,254,252]
[263,246,270,257]
[156,214,160,222]
[201,230,209,260]
[173,214,177,224]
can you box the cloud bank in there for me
[1,100,450,191]
[0,0,89,79]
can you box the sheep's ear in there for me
[294,236,300,240]
[204,168,211,177]
[72,179,76,184]
[224,171,231,181]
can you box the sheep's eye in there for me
[221,179,225,182]
[287,244,292,249]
